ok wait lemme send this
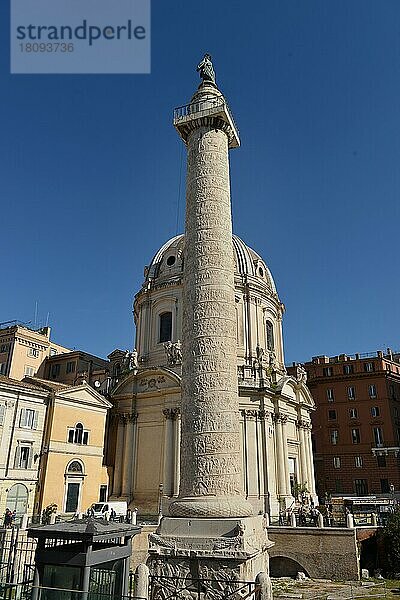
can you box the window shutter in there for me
[83,431,89,445]
[14,446,21,468]
[68,429,74,443]
[19,408,26,427]
[33,411,38,430]
[0,405,4,426]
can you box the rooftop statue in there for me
[197,53,215,84]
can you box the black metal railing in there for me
[173,98,239,135]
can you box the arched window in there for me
[159,311,172,343]
[67,460,83,473]
[266,320,274,351]
[67,423,89,445]
[113,363,121,377]
[64,461,84,513]
[6,484,28,523]
[74,423,83,444]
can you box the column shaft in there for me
[173,413,181,497]
[274,417,286,497]
[113,419,125,497]
[298,426,308,485]
[281,419,291,495]
[121,417,134,498]
[170,117,252,518]
[162,411,174,497]
[305,427,316,495]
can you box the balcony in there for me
[173,97,240,148]
[371,442,400,456]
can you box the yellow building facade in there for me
[0,324,70,381]
[32,379,112,515]
[0,373,111,521]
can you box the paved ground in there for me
[272,577,400,599]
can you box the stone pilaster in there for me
[297,420,308,486]
[273,413,287,497]
[111,415,125,497]
[121,413,138,499]
[163,408,180,497]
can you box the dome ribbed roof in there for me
[145,234,276,294]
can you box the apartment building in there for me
[300,350,400,497]
[0,323,69,380]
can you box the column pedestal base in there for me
[148,515,273,600]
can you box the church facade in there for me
[107,234,317,518]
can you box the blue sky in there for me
[1,1,400,363]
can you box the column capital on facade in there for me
[257,409,270,421]
[297,419,312,430]
[121,412,138,424]
[240,409,258,420]
[272,412,287,425]
[163,407,181,421]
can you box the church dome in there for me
[144,233,277,296]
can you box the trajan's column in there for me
[148,56,273,598]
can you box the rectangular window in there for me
[368,384,377,399]
[333,456,341,468]
[99,485,107,503]
[27,348,39,358]
[364,362,374,372]
[349,408,358,419]
[326,388,334,402]
[66,361,76,374]
[159,312,172,343]
[14,445,32,469]
[51,364,60,378]
[0,405,5,426]
[24,366,34,377]
[354,479,368,496]
[335,479,343,493]
[377,455,387,468]
[328,409,337,420]
[0,344,9,353]
[355,456,363,468]
[330,429,339,445]
[323,367,333,376]
[343,364,354,375]
[347,386,356,400]
[19,408,38,429]
[0,363,5,375]
[351,428,360,444]
[381,478,390,493]
[373,427,383,447]
[371,406,380,418]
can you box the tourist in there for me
[3,508,12,528]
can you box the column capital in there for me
[257,409,270,421]
[121,412,138,424]
[240,409,258,420]
[297,419,311,430]
[163,407,181,421]
[273,412,287,425]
